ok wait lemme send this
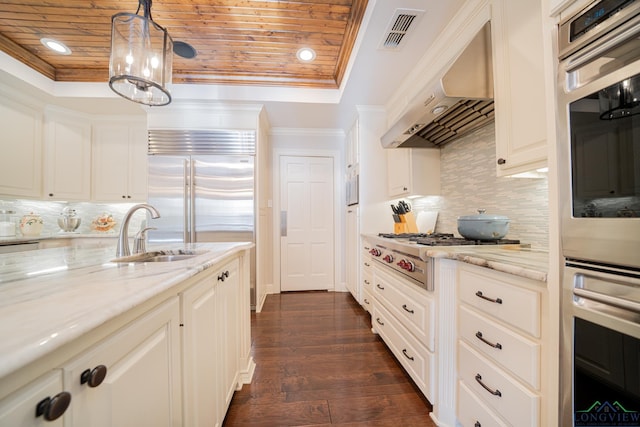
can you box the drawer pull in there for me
[402,349,415,361]
[376,284,385,290]
[364,279,370,285]
[475,373,502,397]
[475,422,481,427]
[475,331,502,349]
[402,304,415,314]
[376,317,384,326]
[364,298,370,305]
[475,290,502,304]
[364,262,371,267]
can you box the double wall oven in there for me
[558,1,640,425]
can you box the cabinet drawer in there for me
[362,287,374,314]
[373,302,434,401]
[459,266,540,337]
[458,341,539,427]
[459,305,540,390]
[362,269,373,294]
[374,267,435,351]
[458,380,508,427]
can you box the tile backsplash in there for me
[410,124,549,249]
[0,200,147,238]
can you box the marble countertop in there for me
[0,242,253,380]
[363,234,548,282]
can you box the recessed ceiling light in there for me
[40,38,71,55]
[296,47,316,62]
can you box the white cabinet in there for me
[0,94,42,198]
[346,118,359,170]
[361,239,373,314]
[216,258,240,415]
[491,0,548,176]
[63,297,182,427]
[387,148,440,198]
[181,274,220,427]
[43,109,91,201]
[372,265,436,401]
[0,371,67,426]
[456,263,543,427]
[345,207,360,303]
[92,121,147,202]
[181,258,240,427]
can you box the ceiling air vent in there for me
[379,9,424,51]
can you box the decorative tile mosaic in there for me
[410,125,549,249]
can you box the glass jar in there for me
[0,209,16,237]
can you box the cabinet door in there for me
[63,297,182,427]
[92,122,147,202]
[0,371,66,427]
[127,125,148,201]
[92,124,130,202]
[0,96,42,198]
[387,149,411,197]
[387,148,440,198]
[217,259,240,414]
[182,276,220,427]
[492,0,548,176]
[345,206,360,302]
[44,111,91,200]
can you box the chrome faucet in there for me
[116,204,161,257]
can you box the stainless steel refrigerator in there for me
[146,133,256,307]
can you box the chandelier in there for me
[109,0,173,106]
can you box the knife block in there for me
[394,222,407,234]
[399,212,419,233]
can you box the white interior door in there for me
[280,156,334,292]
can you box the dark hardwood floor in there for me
[223,291,435,426]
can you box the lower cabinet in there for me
[456,263,543,427]
[181,258,240,427]
[63,297,182,427]
[0,371,65,426]
[0,252,252,427]
[372,265,435,401]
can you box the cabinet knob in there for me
[80,365,108,388]
[218,270,229,281]
[127,195,131,198]
[497,158,506,165]
[35,391,71,421]
[403,187,408,191]
[122,195,126,199]
[48,193,54,197]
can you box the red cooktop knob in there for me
[369,248,381,257]
[398,259,415,272]
[383,254,394,263]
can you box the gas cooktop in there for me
[377,232,520,246]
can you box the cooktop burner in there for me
[376,232,520,246]
[412,236,521,246]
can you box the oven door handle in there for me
[574,287,640,315]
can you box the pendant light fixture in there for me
[109,0,173,106]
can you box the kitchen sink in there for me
[112,250,208,264]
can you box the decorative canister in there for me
[0,209,16,237]
[20,212,44,236]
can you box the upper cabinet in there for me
[92,121,148,202]
[387,148,440,199]
[491,0,548,176]
[43,108,92,201]
[0,93,42,199]
[346,118,359,171]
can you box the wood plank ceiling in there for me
[0,0,368,88]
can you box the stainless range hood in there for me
[381,22,494,149]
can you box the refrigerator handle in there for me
[183,159,190,243]
[189,160,196,243]
[280,211,287,237]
